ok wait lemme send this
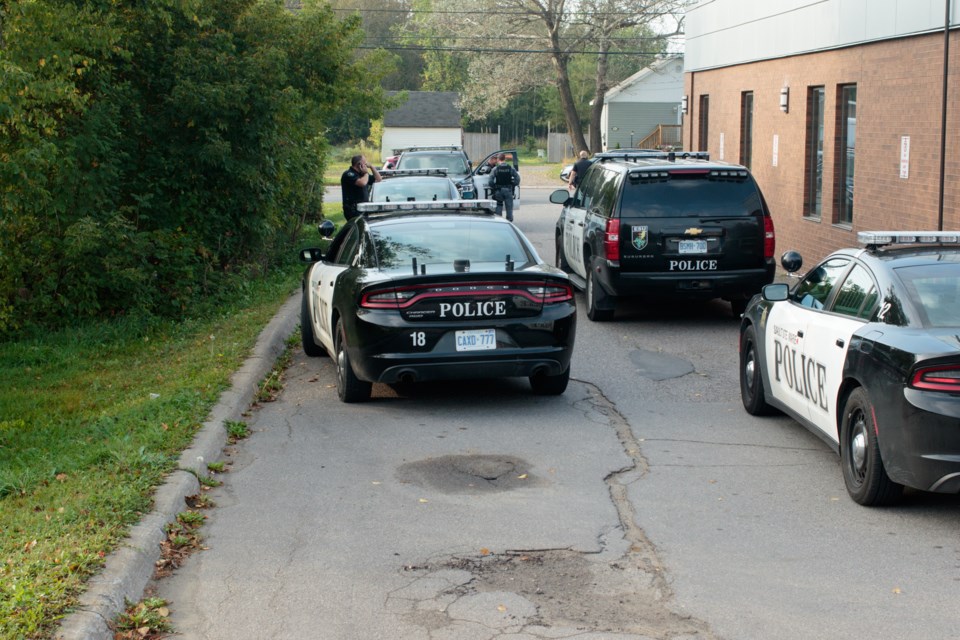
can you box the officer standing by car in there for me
[568,150,591,190]
[341,155,381,220]
[490,153,520,221]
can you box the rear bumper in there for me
[883,388,960,493]
[597,260,775,301]
[345,304,576,384]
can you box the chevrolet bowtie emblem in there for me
[685,227,703,236]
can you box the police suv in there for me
[549,151,776,320]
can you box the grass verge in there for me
[0,246,337,639]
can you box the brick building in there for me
[683,0,959,262]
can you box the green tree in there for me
[0,0,391,335]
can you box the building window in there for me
[698,95,709,151]
[835,84,857,225]
[804,86,825,219]
[740,91,754,168]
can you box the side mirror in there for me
[780,250,803,273]
[549,189,572,205]
[299,247,325,263]
[762,283,790,302]
[318,220,336,238]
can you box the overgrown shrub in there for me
[0,0,392,338]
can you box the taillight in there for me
[527,283,574,304]
[910,365,960,392]
[604,219,620,261]
[763,216,775,259]
[360,288,415,309]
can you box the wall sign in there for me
[900,136,910,179]
[772,134,779,167]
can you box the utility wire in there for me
[357,44,682,55]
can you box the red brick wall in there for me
[682,31,960,263]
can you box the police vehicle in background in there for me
[739,232,960,505]
[392,146,520,208]
[369,168,460,202]
[549,151,776,320]
[299,200,576,402]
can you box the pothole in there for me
[629,349,695,380]
[396,454,544,493]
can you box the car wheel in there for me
[739,324,775,415]
[300,290,327,357]
[335,318,371,403]
[555,234,570,272]
[530,366,570,395]
[840,387,903,506]
[586,263,614,321]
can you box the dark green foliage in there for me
[0,0,392,336]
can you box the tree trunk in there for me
[551,54,589,155]
[589,39,610,153]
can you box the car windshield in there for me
[370,219,532,273]
[370,178,455,202]
[619,173,763,218]
[895,260,960,327]
[399,153,468,176]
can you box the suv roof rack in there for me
[357,199,497,216]
[596,150,711,163]
[393,145,463,153]
[379,168,449,178]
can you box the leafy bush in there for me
[0,0,392,338]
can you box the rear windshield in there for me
[620,173,763,218]
[371,219,532,273]
[398,153,469,175]
[371,178,455,202]
[895,261,960,327]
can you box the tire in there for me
[334,318,371,403]
[300,290,326,357]
[840,387,903,506]
[555,234,570,272]
[586,263,614,321]
[530,367,570,395]
[739,324,775,415]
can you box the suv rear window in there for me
[619,172,763,218]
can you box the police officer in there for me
[341,155,381,220]
[490,153,520,221]
[568,150,591,190]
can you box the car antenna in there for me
[505,254,514,271]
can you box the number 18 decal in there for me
[410,331,426,347]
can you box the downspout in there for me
[938,0,951,231]
[689,71,696,151]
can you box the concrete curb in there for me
[55,292,301,640]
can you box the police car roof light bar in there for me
[858,231,960,248]
[356,200,498,215]
[596,150,711,163]
[393,145,463,153]
[379,168,449,178]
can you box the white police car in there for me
[739,231,960,505]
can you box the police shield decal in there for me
[632,225,649,251]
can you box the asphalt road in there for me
[156,188,960,640]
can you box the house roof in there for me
[603,56,684,103]
[384,92,462,128]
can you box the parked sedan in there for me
[299,200,577,402]
[739,231,960,505]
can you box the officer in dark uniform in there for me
[490,153,520,221]
[568,150,592,190]
[341,155,381,220]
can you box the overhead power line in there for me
[357,44,682,55]
[332,7,683,19]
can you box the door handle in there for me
[797,330,804,338]
[836,339,845,348]
[577,222,584,227]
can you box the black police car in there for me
[550,151,776,320]
[739,231,960,505]
[299,200,576,402]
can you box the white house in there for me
[381,91,463,153]
[599,56,685,150]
